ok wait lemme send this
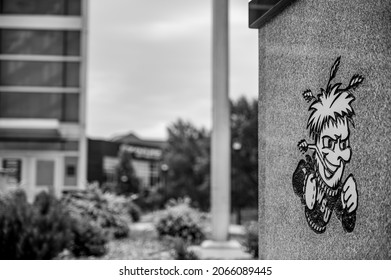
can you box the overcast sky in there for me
[87,0,258,140]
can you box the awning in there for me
[249,0,297,29]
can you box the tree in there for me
[231,96,258,224]
[162,119,210,211]
[115,150,141,196]
[162,96,258,217]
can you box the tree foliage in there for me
[115,150,141,196]
[162,96,258,217]
[230,96,258,223]
[162,119,210,210]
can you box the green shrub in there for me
[62,186,130,239]
[135,187,165,211]
[102,191,141,223]
[155,197,205,244]
[170,237,199,260]
[0,190,110,259]
[0,190,32,259]
[243,221,258,259]
[70,216,107,257]
[0,190,73,260]
[128,202,142,222]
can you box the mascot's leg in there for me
[292,159,307,205]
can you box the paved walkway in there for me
[130,222,246,237]
[129,222,253,260]
[129,222,155,233]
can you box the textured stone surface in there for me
[258,0,391,259]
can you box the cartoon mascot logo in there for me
[292,57,364,233]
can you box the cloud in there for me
[87,0,257,140]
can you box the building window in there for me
[103,156,119,184]
[2,158,21,184]
[66,165,75,176]
[132,159,150,188]
[36,159,54,187]
[0,61,80,87]
[64,156,77,186]
[0,92,79,122]
[0,0,81,16]
[63,93,79,122]
[0,29,81,56]
[149,161,160,187]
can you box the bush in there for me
[135,187,165,211]
[170,237,199,260]
[62,186,130,239]
[0,190,73,259]
[155,197,205,244]
[243,221,258,259]
[0,190,109,259]
[102,191,141,223]
[70,216,107,257]
[128,202,142,222]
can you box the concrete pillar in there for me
[211,0,230,242]
[189,1,251,258]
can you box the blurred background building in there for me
[88,133,165,191]
[0,0,88,201]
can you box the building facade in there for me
[88,133,166,191]
[87,139,120,185]
[250,0,390,259]
[0,0,88,201]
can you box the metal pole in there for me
[211,0,230,242]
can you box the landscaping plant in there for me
[0,190,73,259]
[170,237,199,260]
[70,215,108,257]
[62,185,131,239]
[155,197,205,244]
[243,221,259,259]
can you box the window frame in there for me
[0,0,82,16]
[0,29,81,56]
[0,91,80,122]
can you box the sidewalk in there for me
[130,222,253,260]
[130,222,245,238]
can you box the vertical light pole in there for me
[211,0,230,242]
[191,1,250,259]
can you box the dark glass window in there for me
[63,93,79,121]
[2,158,22,183]
[0,0,81,16]
[0,29,80,56]
[0,92,79,122]
[65,62,80,87]
[0,61,80,87]
[0,92,61,119]
[149,162,160,187]
[64,156,77,186]
[65,31,81,56]
[67,165,75,176]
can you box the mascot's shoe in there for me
[292,159,307,205]
[305,207,327,234]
